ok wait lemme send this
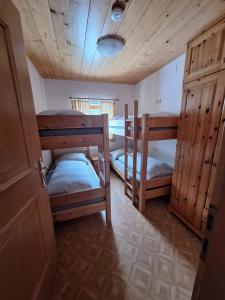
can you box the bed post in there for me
[51,150,55,161]
[132,100,138,204]
[124,104,129,195]
[102,114,111,224]
[139,114,149,213]
[87,146,91,158]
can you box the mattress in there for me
[112,159,135,179]
[38,109,85,115]
[111,152,173,181]
[47,159,100,196]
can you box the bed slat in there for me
[37,115,103,129]
[50,187,105,208]
[144,185,171,199]
[146,129,178,140]
[145,175,172,189]
[148,116,178,128]
[53,202,106,222]
[40,134,103,149]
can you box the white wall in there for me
[135,54,186,166]
[27,59,47,113]
[44,79,135,150]
[27,59,52,167]
[44,79,134,114]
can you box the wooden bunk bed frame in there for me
[37,114,111,224]
[112,101,179,212]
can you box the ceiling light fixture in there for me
[97,35,125,57]
[111,1,126,22]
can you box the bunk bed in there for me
[109,101,179,213]
[36,110,111,224]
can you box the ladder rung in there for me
[124,170,136,175]
[125,182,132,189]
[125,191,132,200]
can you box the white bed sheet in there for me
[111,152,173,180]
[47,159,100,196]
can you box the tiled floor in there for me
[51,172,201,300]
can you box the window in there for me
[71,98,115,139]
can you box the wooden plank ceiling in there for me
[12,0,225,84]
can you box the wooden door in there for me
[201,95,225,230]
[184,18,225,83]
[170,70,225,236]
[0,1,56,300]
[192,115,225,300]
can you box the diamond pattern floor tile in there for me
[50,172,201,300]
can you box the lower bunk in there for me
[46,152,111,224]
[110,148,173,208]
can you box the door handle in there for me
[38,158,47,188]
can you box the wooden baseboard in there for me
[168,205,203,239]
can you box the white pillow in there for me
[56,152,88,164]
[110,148,132,161]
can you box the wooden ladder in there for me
[124,101,138,204]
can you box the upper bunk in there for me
[109,113,179,140]
[36,109,109,150]
[109,102,179,140]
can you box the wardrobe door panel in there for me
[206,97,225,208]
[184,19,225,83]
[171,71,225,233]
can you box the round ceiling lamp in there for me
[97,35,125,57]
[111,1,126,22]
[111,7,123,22]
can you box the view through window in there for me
[71,98,116,139]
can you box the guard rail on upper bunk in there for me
[125,114,179,140]
[37,114,107,150]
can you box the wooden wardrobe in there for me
[170,17,225,237]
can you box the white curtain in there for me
[71,99,89,114]
[100,100,115,121]
[101,100,115,139]
[71,98,116,139]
